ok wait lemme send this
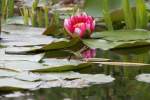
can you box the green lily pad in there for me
[32,58,93,72]
[92,30,150,41]
[83,30,150,50]
[30,37,83,53]
[44,50,74,58]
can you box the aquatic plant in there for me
[102,0,114,31]
[44,6,50,27]
[122,0,135,29]
[1,0,14,20]
[136,0,148,29]
[64,12,95,38]
[20,6,29,25]
[30,0,39,27]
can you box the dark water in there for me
[2,46,150,100]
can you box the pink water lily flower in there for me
[82,49,96,59]
[64,12,95,38]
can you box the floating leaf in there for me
[0,61,45,72]
[0,59,92,72]
[0,71,114,91]
[2,25,45,35]
[6,16,31,25]
[136,74,150,83]
[1,33,57,47]
[83,30,150,50]
[4,46,42,54]
[93,61,150,67]
[30,37,83,53]
[38,73,115,88]
[92,30,150,41]
[0,78,42,91]
[0,48,44,62]
[82,58,110,62]
[44,50,74,58]
[32,59,93,72]
[0,69,18,77]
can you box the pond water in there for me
[1,47,150,100]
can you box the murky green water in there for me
[2,46,150,100]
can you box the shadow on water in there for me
[2,46,150,100]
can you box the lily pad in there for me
[5,46,42,54]
[93,62,150,67]
[0,61,45,72]
[0,69,18,77]
[92,30,150,41]
[0,59,92,72]
[39,74,114,88]
[30,37,83,53]
[0,48,44,62]
[6,16,31,25]
[0,70,114,90]
[1,33,57,47]
[32,58,93,72]
[83,30,150,50]
[0,78,42,91]
[136,74,150,83]
[2,25,45,35]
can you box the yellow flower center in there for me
[73,23,84,28]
